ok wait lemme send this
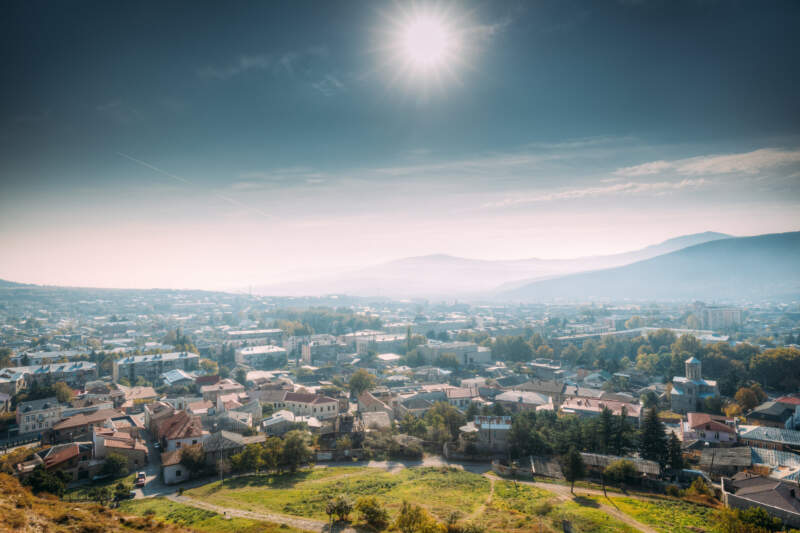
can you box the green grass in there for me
[119,497,309,533]
[608,496,720,533]
[65,472,137,499]
[185,466,490,522]
[487,481,639,533]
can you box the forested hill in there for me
[499,231,800,302]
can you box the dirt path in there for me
[467,474,496,521]
[166,493,355,533]
[485,474,660,533]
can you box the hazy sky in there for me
[2,0,799,290]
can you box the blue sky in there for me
[1,0,799,289]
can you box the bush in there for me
[326,494,353,522]
[685,477,713,497]
[356,496,389,530]
[101,452,128,478]
[665,484,681,497]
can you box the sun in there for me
[400,13,457,73]
[377,4,470,87]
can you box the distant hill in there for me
[255,231,731,298]
[497,231,800,302]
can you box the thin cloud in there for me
[197,55,273,80]
[484,178,708,208]
[615,148,800,177]
[312,75,346,96]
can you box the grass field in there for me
[185,466,490,522]
[65,471,137,499]
[608,496,720,533]
[486,480,639,533]
[119,497,310,533]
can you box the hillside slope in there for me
[498,231,800,302]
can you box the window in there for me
[176,470,182,477]
[176,442,181,448]
[192,440,197,445]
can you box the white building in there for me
[235,345,287,367]
[113,352,199,383]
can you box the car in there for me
[115,490,136,501]
[134,471,146,487]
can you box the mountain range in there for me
[254,231,732,298]
[498,231,800,302]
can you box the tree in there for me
[22,465,69,496]
[356,496,389,530]
[199,358,218,375]
[667,433,683,471]
[562,447,586,494]
[180,444,206,473]
[604,459,637,487]
[52,381,74,403]
[330,494,353,522]
[734,387,759,412]
[230,443,263,473]
[113,481,130,501]
[639,408,668,469]
[261,437,282,472]
[102,452,129,478]
[349,369,377,397]
[234,368,247,386]
[282,430,312,473]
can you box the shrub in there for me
[665,484,681,497]
[356,496,389,530]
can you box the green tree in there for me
[102,452,129,478]
[639,408,667,469]
[667,432,683,471]
[22,465,69,496]
[52,381,74,403]
[230,443,263,473]
[562,447,586,494]
[261,437,282,472]
[234,367,247,386]
[331,494,353,521]
[88,485,113,505]
[113,481,130,501]
[282,430,312,473]
[604,459,637,487]
[349,368,377,397]
[395,501,441,533]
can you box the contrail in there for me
[117,152,272,218]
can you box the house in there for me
[161,368,196,387]
[16,397,63,436]
[117,385,158,413]
[144,401,176,435]
[160,450,186,485]
[670,357,719,414]
[362,411,391,430]
[722,472,800,528]
[683,412,737,445]
[0,367,28,396]
[396,396,435,418]
[16,442,96,481]
[157,411,207,451]
[357,391,393,416]
[201,378,245,402]
[263,391,339,420]
[560,397,642,424]
[262,410,299,436]
[92,427,148,470]
[2,362,97,389]
[519,380,566,406]
[418,341,492,365]
[49,408,124,443]
[445,387,480,410]
[459,415,512,453]
[746,401,797,428]
[202,430,265,464]
[494,390,552,413]
[738,426,800,452]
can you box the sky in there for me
[1,0,799,290]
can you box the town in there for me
[1,284,799,532]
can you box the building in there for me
[418,341,492,365]
[112,352,199,383]
[49,408,125,443]
[235,345,287,367]
[11,350,86,366]
[746,401,797,428]
[3,362,97,388]
[225,328,284,344]
[263,391,339,420]
[560,397,642,423]
[683,412,737,445]
[300,340,347,365]
[458,415,512,453]
[16,397,62,436]
[262,410,299,436]
[201,378,245,402]
[722,473,800,528]
[698,306,743,331]
[92,427,148,471]
[495,390,552,413]
[203,430,265,464]
[16,442,96,481]
[156,411,207,451]
[738,426,800,452]
[161,369,196,387]
[670,356,719,414]
[160,450,185,485]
